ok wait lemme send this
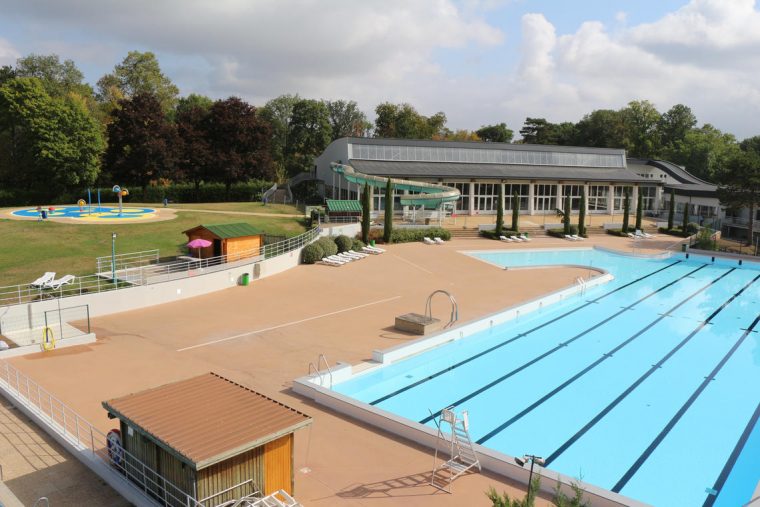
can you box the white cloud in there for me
[0,38,19,67]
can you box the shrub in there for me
[301,243,324,264]
[351,239,365,251]
[481,229,519,240]
[605,228,629,237]
[685,222,699,235]
[316,236,338,257]
[390,227,451,243]
[694,228,717,250]
[548,225,577,238]
[658,227,689,238]
[334,235,353,253]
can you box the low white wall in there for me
[0,333,96,358]
[320,222,361,237]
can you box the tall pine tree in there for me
[383,178,393,243]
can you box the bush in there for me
[685,222,700,235]
[694,228,717,250]
[334,235,353,253]
[389,227,451,243]
[548,225,577,238]
[301,243,324,264]
[351,239,365,251]
[316,236,338,257]
[658,227,689,238]
[481,229,519,240]
[605,228,629,237]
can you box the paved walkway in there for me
[5,235,681,506]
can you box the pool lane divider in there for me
[542,270,756,471]
[701,400,760,507]
[414,263,705,426]
[611,291,760,493]
[369,260,683,407]
[476,267,738,445]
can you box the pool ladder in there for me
[308,354,333,388]
[426,290,459,328]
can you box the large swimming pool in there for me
[332,249,760,506]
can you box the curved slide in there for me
[331,162,460,208]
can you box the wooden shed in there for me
[325,199,362,220]
[102,373,312,507]
[183,223,263,261]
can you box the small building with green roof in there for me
[183,222,263,261]
[325,199,362,220]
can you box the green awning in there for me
[326,200,362,213]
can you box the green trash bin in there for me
[241,273,250,286]
[370,240,376,247]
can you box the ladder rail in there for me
[317,354,333,388]
[425,290,459,328]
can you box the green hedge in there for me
[481,229,519,240]
[606,228,629,237]
[389,227,451,243]
[301,243,324,264]
[548,226,577,238]
[334,235,353,253]
[658,227,689,238]
[316,237,338,257]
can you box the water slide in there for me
[330,162,460,208]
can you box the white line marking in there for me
[177,295,402,352]
[392,255,434,274]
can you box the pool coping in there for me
[294,248,653,506]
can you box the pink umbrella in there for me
[187,238,212,258]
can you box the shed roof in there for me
[326,200,362,213]
[183,223,262,239]
[102,373,312,470]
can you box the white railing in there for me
[0,361,263,507]
[96,250,160,275]
[0,227,321,307]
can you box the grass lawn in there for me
[0,207,307,287]
[165,202,302,214]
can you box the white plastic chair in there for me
[423,237,435,245]
[45,274,75,290]
[434,237,445,244]
[30,272,55,288]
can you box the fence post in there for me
[86,305,91,334]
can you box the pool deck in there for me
[2,234,684,506]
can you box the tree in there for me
[622,189,630,232]
[657,104,696,149]
[105,93,177,194]
[383,178,393,243]
[0,77,103,200]
[495,184,504,236]
[361,182,370,244]
[326,100,369,140]
[663,124,739,181]
[0,66,15,86]
[260,94,300,169]
[635,190,643,231]
[668,189,675,230]
[15,54,91,98]
[175,102,211,197]
[578,188,586,237]
[204,97,273,197]
[373,102,447,139]
[520,117,555,144]
[97,51,179,112]
[574,109,626,149]
[286,99,332,174]
[563,194,571,234]
[717,148,760,245]
[174,93,213,119]
[477,123,513,143]
[511,191,520,232]
[621,100,661,158]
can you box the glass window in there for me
[588,185,609,212]
[533,184,557,212]
[562,185,583,211]
[640,186,657,211]
[613,186,633,211]
[473,183,498,213]
[445,182,470,213]
[505,184,530,211]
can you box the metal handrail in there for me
[425,290,459,328]
[199,479,258,503]
[318,354,333,388]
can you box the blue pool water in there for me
[333,248,760,506]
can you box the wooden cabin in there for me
[183,223,263,261]
[102,373,312,507]
[325,199,362,221]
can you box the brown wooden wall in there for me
[263,434,293,495]
[196,446,264,504]
[225,235,262,261]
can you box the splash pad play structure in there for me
[9,186,162,223]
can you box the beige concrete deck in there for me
[4,234,682,506]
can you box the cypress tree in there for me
[668,188,675,230]
[681,199,689,235]
[361,182,370,244]
[511,191,520,232]
[563,194,571,234]
[495,184,504,236]
[383,178,393,243]
[578,188,586,237]
[635,190,643,231]
[622,189,630,233]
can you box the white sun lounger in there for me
[434,237,445,244]
[339,252,363,261]
[510,235,523,242]
[320,257,343,266]
[362,246,381,254]
[627,232,636,238]
[348,249,368,258]
[30,272,55,288]
[571,235,585,241]
[519,234,531,241]
[423,237,435,245]
[327,255,350,264]
[564,235,577,241]
[499,235,513,242]
[45,274,75,290]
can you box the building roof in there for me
[102,373,312,470]
[342,136,626,156]
[183,223,263,239]
[325,199,362,213]
[628,158,718,198]
[347,159,650,183]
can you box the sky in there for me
[0,0,758,139]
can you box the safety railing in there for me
[0,361,262,507]
[0,227,321,308]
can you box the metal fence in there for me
[96,250,160,277]
[0,304,90,347]
[0,227,321,307]
[0,361,261,507]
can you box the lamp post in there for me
[515,454,544,497]
[111,232,117,289]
